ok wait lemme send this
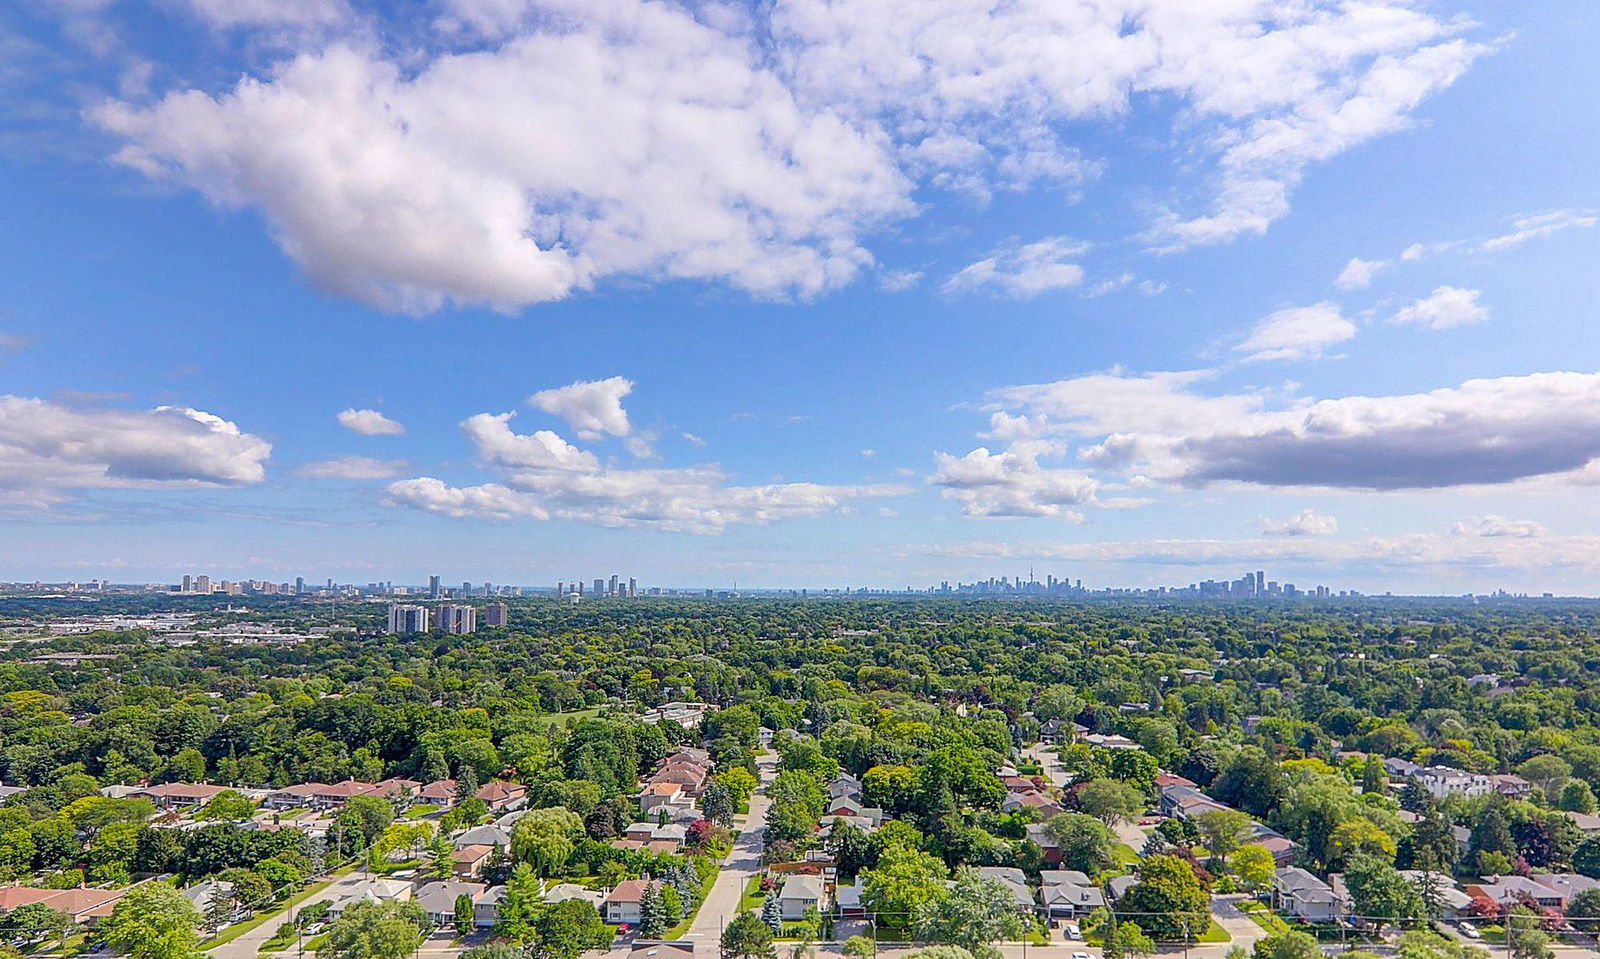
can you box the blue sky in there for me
[3,0,1600,593]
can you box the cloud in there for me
[1235,301,1357,362]
[942,236,1088,297]
[1480,209,1597,251]
[336,408,405,436]
[462,413,599,472]
[879,270,923,292]
[296,455,405,480]
[1452,514,1544,538]
[1335,257,1388,291]
[387,408,906,532]
[929,442,1098,519]
[1390,286,1488,329]
[680,432,707,447]
[93,0,1485,312]
[987,368,1600,492]
[0,396,270,499]
[172,0,349,29]
[1260,508,1339,536]
[528,376,633,439]
[96,10,912,314]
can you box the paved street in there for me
[207,869,372,959]
[684,751,779,948]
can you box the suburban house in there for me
[476,781,527,812]
[829,773,862,801]
[417,779,459,805]
[975,867,1036,914]
[1274,867,1343,923]
[415,880,488,925]
[606,879,650,924]
[778,875,828,920]
[1038,870,1106,918]
[623,822,688,846]
[1025,823,1061,864]
[1491,774,1533,798]
[327,878,412,918]
[453,844,495,879]
[1468,874,1600,912]
[547,883,606,908]
[453,823,511,850]
[131,783,231,811]
[1397,872,1473,918]
[473,886,508,928]
[825,797,884,827]
[835,881,865,919]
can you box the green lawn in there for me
[528,707,603,728]
[1112,843,1140,866]
[738,875,766,914]
[1238,901,1290,936]
[403,803,442,820]
[1197,920,1232,943]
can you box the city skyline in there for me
[3,1,1600,594]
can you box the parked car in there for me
[1459,922,1481,940]
[1065,922,1083,940]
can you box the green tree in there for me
[1193,809,1252,863]
[1253,931,1321,959]
[316,899,428,959]
[1076,779,1144,826]
[860,842,948,931]
[842,935,878,959]
[1117,855,1209,940]
[1343,855,1423,936]
[512,807,585,876]
[197,790,257,822]
[455,893,475,935]
[495,862,544,944]
[101,883,202,959]
[912,868,1024,959]
[1118,922,1156,959]
[1516,756,1573,799]
[640,881,667,938]
[533,899,612,959]
[722,912,777,959]
[1042,813,1117,875]
[1506,906,1553,959]
[1229,844,1276,891]
[1327,818,1398,870]
[1560,781,1598,814]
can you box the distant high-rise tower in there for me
[429,575,441,598]
[436,604,477,635]
[1255,570,1266,595]
[195,575,211,594]
[295,576,305,595]
[182,575,193,593]
[484,603,509,627]
[628,577,637,598]
[593,578,605,597]
[387,604,430,634]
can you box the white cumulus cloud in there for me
[1391,286,1488,329]
[1260,508,1339,536]
[336,408,406,436]
[0,396,271,500]
[1236,302,1357,362]
[942,236,1088,298]
[528,376,634,439]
